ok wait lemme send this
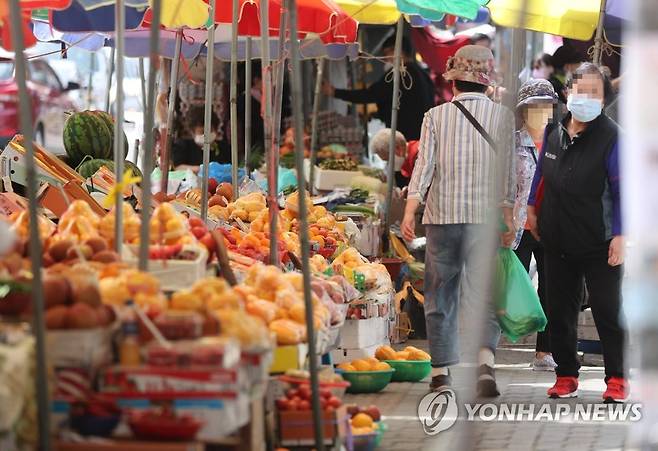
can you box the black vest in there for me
[538,114,618,257]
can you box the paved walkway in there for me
[344,341,635,451]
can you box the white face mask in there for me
[532,67,550,80]
[194,132,216,146]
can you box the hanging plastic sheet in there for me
[51,1,147,32]
[395,0,487,21]
[488,0,602,41]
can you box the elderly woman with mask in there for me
[512,79,558,372]
[370,128,409,189]
[527,63,625,402]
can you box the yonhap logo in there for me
[418,389,458,435]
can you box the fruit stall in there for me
[0,0,446,449]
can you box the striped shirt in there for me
[408,92,516,225]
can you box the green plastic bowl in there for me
[383,360,431,382]
[338,369,395,393]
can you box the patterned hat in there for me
[516,78,558,109]
[443,45,496,86]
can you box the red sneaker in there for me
[603,377,629,403]
[547,376,579,398]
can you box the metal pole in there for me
[245,37,253,173]
[273,11,287,152]
[230,0,240,197]
[309,58,324,195]
[288,0,324,448]
[114,0,126,252]
[260,0,279,265]
[8,1,50,448]
[161,30,183,194]
[383,17,404,253]
[201,0,217,223]
[138,0,162,270]
[592,0,608,65]
[104,46,115,113]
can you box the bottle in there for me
[119,300,141,366]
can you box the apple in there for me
[191,226,207,240]
[215,183,233,202]
[207,178,219,195]
[188,217,205,229]
[345,404,360,417]
[364,405,381,422]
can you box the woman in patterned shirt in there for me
[512,79,558,371]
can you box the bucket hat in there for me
[443,45,496,86]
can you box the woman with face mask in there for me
[171,107,227,172]
[526,63,626,402]
[370,128,408,188]
[512,79,558,371]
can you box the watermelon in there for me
[78,158,143,181]
[78,158,112,179]
[63,112,113,165]
[90,110,129,158]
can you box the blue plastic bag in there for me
[199,162,245,184]
[494,248,547,342]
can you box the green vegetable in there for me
[334,205,376,217]
[319,158,358,171]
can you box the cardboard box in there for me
[100,366,239,396]
[279,405,348,446]
[270,344,308,374]
[46,324,115,370]
[339,317,389,349]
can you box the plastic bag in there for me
[198,162,246,184]
[494,248,547,342]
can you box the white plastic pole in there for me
[7,0,50,447]
[230,0,240,196]
[201,0,217,222]
[113,0,126,251]
[138,0,161,270]
[288,0,324,448]
[104,47,115,113]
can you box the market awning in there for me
[487,0,602,41]
[396,0,488,21]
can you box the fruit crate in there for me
[121,245,208,292]
[278,405,348,447]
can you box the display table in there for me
[55,439,204,451]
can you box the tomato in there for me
[320,398,328,410]
[298,400,311,411]
[200,233,215,251]
[320,388,333,400]
[298,386,312,401]
[188,217,205,229]
[191,226,207,240]
[327,396,342,408]
[287,399,300,411]
[286,389,299,399]
[275,398,290,411]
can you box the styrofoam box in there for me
[303,159,363,192]
[46,324,116,370]
[330,343,389,365]
[121,245,209,292]
[338,317,389,350]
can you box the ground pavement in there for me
[343,340,635,451]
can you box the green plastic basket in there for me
[383,360,431,382]
[337,369,395,393]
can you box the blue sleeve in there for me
[606,142,622,235]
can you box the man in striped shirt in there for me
[401,45,516,397]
